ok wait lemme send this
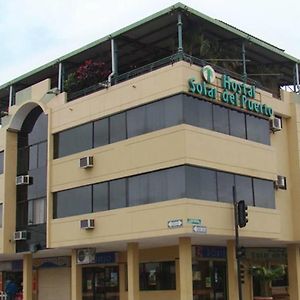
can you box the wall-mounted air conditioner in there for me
[76,248,96,264]
[16,175,31,186]
[270,117,282,132]
[80,219,95,230]
[14,231,28,241]
[275,175,287,190]
[79,156,94,169]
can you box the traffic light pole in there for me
[233,186,243,300]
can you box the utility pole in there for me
[233,186,248,300]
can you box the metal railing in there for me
[67,52,279,102]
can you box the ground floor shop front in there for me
[0,238,294,300]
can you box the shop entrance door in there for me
[82,266,119,300]
[193,260,227,300]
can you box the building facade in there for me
[0,3,300,300]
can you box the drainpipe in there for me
[177,13,183,53]
[296,63,300,93]
[9,85,14,107]
[108,38,116,86]
[58,62,64,92]
[242,42,247,82]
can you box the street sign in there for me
[192,225,207,234]
[187,218,201,225]
[168,219,183,229]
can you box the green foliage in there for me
[250,265,285,297]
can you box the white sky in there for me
[0,0,299,86]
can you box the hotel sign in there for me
[188,66,273,118]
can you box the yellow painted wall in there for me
[38,268,71,300]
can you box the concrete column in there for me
[127,242,139,300]
[23,254,32,300]
[227,240,239,300]
[179,237,193,300]
[71,250,82,300]
[287,244,300,300]
[119,263,126,300]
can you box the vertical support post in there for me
[108,38,117,86]
[71,249,82,300]
[295,63,300,93]
[177,12,183,53]
[179,237,193,300]
[23,254,33,300]
[58,62,64,92]
[9,85,14,107]
[127,242,140,300]
[119,263,126,300]
[242,42,247,82]
[287,245,300,300]
[227,240,239,300]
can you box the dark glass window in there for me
[110,113,126,143]
[217,172,234,203]
[38,142,47,168]
[94,119,109,148]
[109,179,126,209]
[235,175,254,206]
[28,112,48,145]
[28,198,46,225]
[186,166,217,201]
[184,95,213,130]
[127,106,147,138]
[253,178,275,208]
[213,104,229,135]
[29,145,38,170]
[0,203,3,227]
[229,110,246,139]
[164,95,183,127]
[246,115,270,145]
[147,101,165,132]
[27,167,47,200]
[54,185,92,218]
[55,123,93,158]
[0,151,4,174]
[128,174,148,207]
[93,182,108,212]
[140,261,176,290]
[166,167,185,200]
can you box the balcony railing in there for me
[67,52,277,102]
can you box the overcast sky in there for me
[0,0,299,86]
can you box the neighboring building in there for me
[0,3,300,300]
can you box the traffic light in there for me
[237,200,248,228]
[236,246,246,259]
[240,263,246,284]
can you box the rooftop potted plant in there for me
[250,264,285,300]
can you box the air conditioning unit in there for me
[270,117,282,132]
[79,156,94,169]
[80,219,95,230]
[14,231,28,241]
[76,248,96,265]
[16,175,31,186]
[275,175,287,190]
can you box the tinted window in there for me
[29,145,38,170]
[246,115,270,145]
[148,170,167,203]
[55,123,93,158]
[217,172,234,203]
[186,167,217,201]
[164,95,183,127]
[38,142,47,168]
[0,151,4,174]
[28,112,48,144]
[229,110,246,139]
[27,167,47,200]
[127,106,146,138]
[128,174,148,207]
[235,175,254,206]
[54,185,92,218]
[94,118,109,148]
[253,178,275,208]
[93,182,108,212]
[147,101,165,132]
[110,179,126,209]
[110,113,126,143]
[184,96,213,130]
[166,167,185,200]
[213,105,229,134]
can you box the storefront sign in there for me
[245,248,287,262]
[194,246,227,259]
[167,219,183,229]
[188,66,273,118]
[187,218,201,225]
[192,225,207,234]
[95,252,118,264]
[33,256,71,269]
